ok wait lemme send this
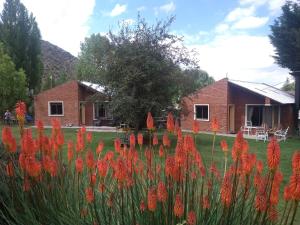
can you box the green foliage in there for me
[0,0,42,93]
[77,34,111,83]
[270,1,300,72]
[0,43,27,115]
[282,77,295,92]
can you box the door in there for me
[228,105,235,133]
[80,102,86,125]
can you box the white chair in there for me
[241,121,253,135]
[256,127,268,142]
[274,126,289,142]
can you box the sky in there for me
[0,0,295,86]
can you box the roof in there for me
[79,81,105,93]
[228,79,294,104]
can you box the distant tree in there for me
[0,0,42,93]
[282,77,295,92]
[41,75,55,91]
[77,34,111,83]
[102,16,195,129]
[0,43,27,116]
[270,1,300,128]
[177,69,214,98]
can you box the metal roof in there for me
[79,81,105,93]
[228,79,294,104]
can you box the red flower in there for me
[267,138,280,170]
[140,200,146,212]
[284,185,292,201]
[86,150,95,169]
[97,159,108,177]
[114,138,121,152]
[85,187,94,203]
[6,162,14,177]
[130,133,135,147]
[221,172,232,207]
[174,194,184,217]
[153,133,158,146]
[292,151,300,174]
[147,112,154,130]
[75,157,84,173]
[187,211,196,225]
[159,145,164,158]
[56,131,64,146]
[36,120,44,132]
[157,181,167,202]
[211,117,219,132]
[192,120,200,134]
[220,139,228,153]
[255,194,267,212]
[97,140,104,154]
[137,133,143,146]
[15,101,26,119]
[232,131,248,162]
[86,132,92,143]
[90,173,97,186]
[67,141,74,162]
[147,187,157,211]
[167,112,175,132]
[163,132,170,147]
[256,160,264,174]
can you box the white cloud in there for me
[215,23,230,33]
[0,0,95,56]
[189,34,290,84]
[0,1,3,12]
[137,6,146,11]
[109,3,127,17]
[232,16,269,29]
[225,6,255,22]
[120,18,135,26]
[156,1,176,14]
[239,0,289,14]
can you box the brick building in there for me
[34,80,112,126]
[180,78,295,133]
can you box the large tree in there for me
[79,16,196,129]
[270,1,300,130]
[0,0,42,93]
[0,43,27,115]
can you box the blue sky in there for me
[0,0,294,84]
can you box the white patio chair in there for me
[274,126,289,142]
[256,127,268,142]
[241,121,253,135]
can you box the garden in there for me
[0,102,299,225]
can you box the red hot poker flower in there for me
[174,194,184,217]
[137,133,143,146]
[97,140,104,154]
[114,138,121,152]
[147,187,157,212]
[292,151,300,174]
[211,117,219,132]
[187,211,196,225]
[167,112,175,132]
[130,133,135,147]
[157,181,167,202]
[220,139,228,153]
[86,150,95,169]
[267,138,280,170]
[163,132,170,147]
[75,157,84,173]
[85,187,94,203]
[86,132,92,143]
[153,133,158,146]
[6,162,14,177]
[192,120,200,134]
[147,112,154,130]
[15,101,26,119]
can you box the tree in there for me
[282,77,295,93]
[77,34,111,83]
[84,16,195,129]
[177,69,214,98]
[0,43,27,115]
[0,0,42,93]
[270,1,300,130]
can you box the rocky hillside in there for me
[40,40,78,81]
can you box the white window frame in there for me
[93,102,106,120]
[48,101,64,116]
[194,104,209,121]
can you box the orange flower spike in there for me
[86,132,92,143]
[292,151,300,174]
[187,211,196,225]
[256,160,264,174]
[283,185,292,201]
[167,112,175,132]
[221,172,233,207]
[163,132,170,147]
[114,138,121,152]
[129,133,135,147]
[56,131,64,146]
[192,120,200,134]
[97,159,108,178]
[267,138,280,171]
[67,141,74,162]
[220,139,228,153]
[146,112,154,130]
[159,145,164,158]
[157,181,167,202]
[147,187,157,212]
[36,120,44,132]
[75,157,84,173]
[85,187,94,203]
[137,133,143,146]
[174,119,180,134]
[96,140,104,155]
[90,173,97,186]
[255,194,267,212]
[174,194,184,217]
[15,101,26,119]
[211,117,219,132]
[86,150,95,169]
[153,133,158,146]
[6,162,14,177]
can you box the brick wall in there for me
[181,78,229,133]
[34,80,80,126]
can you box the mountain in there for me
[40,40,78,81]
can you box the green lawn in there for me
[1,124,300,223]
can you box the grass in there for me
[1,124,300,223]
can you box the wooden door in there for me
[228,105,235,133]
[80,103,86,125]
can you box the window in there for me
[48,102,63,116]
[94,102,106,119]
[194,104,209,121]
